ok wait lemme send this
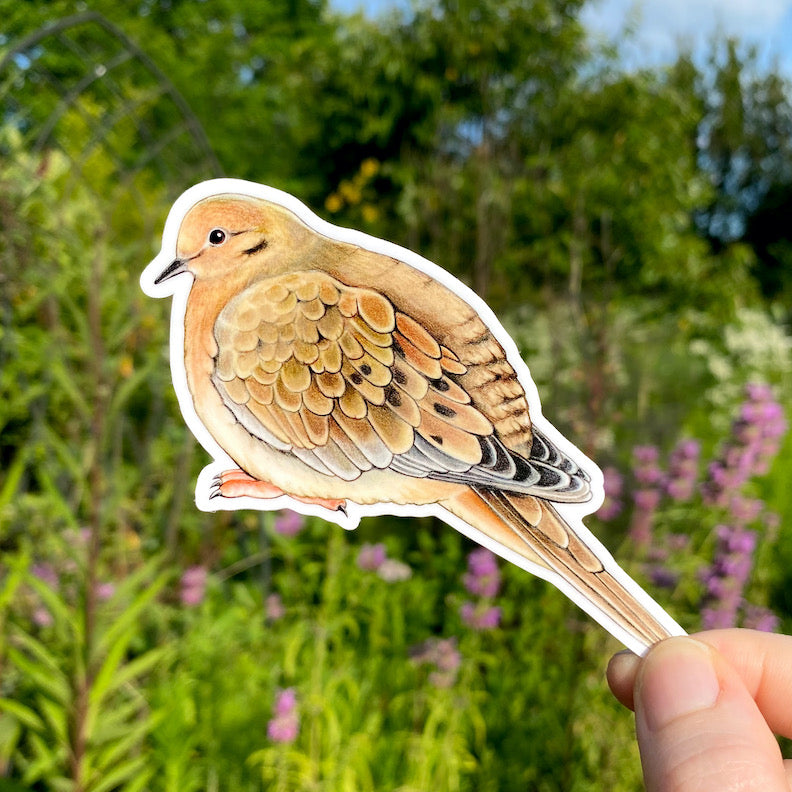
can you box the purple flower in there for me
[716,525,757,556]
[265,593,285,621]
[468,547,498,577]
[666,533,690,552]
[32,607,53,627]
[182,565,207,588]
[434,641,462,672]
[274,687,296,716]
[181,588,204,607]
[675,439,701,459]
[31,563,58,588]
[630,487,662,548]
[458,548,503,631]
[742,604,779,633]
[628,511,652,549]
[745,383,773,402]
[702,384,787,505]
[666,479,692,500]
[635,467,662,486]
[597,466,624,521]
[698,523,758,629]
[719,555,754,581]
[647,546,669,563]
[269,721,299,743]
[633,445,659,464]
[273,510,304,537]
[665,439,700,502]
[180,565,207,607]
[95,582,116,601]
[648,566,679,590]
[267,688,299,744]
[728,496,763,526]
[463,548,500,598]
[701,606,737,630]
[633,445,664,487]
[603,466,624,493]
[633,489,661,511]
[410,637,461,688]
[357,542,387,571]
[460,601,501,630]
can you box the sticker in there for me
[141,179,684,655]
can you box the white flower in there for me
[376,558,412,582]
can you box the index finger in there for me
[697,628,792,739]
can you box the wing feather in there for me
[211,270,590,503]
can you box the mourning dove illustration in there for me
[143,179,684,655]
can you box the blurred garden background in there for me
[1,1,791,790]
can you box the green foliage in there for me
[693,39,792,304]
[0,552,171,791]
[1,2,792,791]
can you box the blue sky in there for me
[582,0,792,74]
[332,0,792,76]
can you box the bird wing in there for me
[211,270,590,501]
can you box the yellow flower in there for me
[360,158,380,180]
[324,193,343,213]
[124,529,141,550]
[119,354,134,379]
[338,180,361,205]
[361,204,380,224]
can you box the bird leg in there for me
[212,469,347,512]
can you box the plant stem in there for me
[70,231,108,792]
[258,512,272,609]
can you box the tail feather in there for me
[462,487,684,653]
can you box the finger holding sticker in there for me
[608,631,792,791]
[141,178,685,656]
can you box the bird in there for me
[143,179,684,655]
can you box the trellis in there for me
[0,10,221,219]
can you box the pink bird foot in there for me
[211,469,347,512]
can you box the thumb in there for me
[633,636,788,792]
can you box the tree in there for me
[694,39,792,302]
[0,0,335,188]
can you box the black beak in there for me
[154,258,187,284]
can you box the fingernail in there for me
[637,638,720,732]
[607,649,641,684]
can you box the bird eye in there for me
[208,228,227,246]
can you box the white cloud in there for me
[641,0,787,39]
[583,0,792,68]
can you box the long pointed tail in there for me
[448,487,684,654]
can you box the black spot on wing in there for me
[385,385,402,407]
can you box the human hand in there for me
[607,630,792,791]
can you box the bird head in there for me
[154,194,313,285]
